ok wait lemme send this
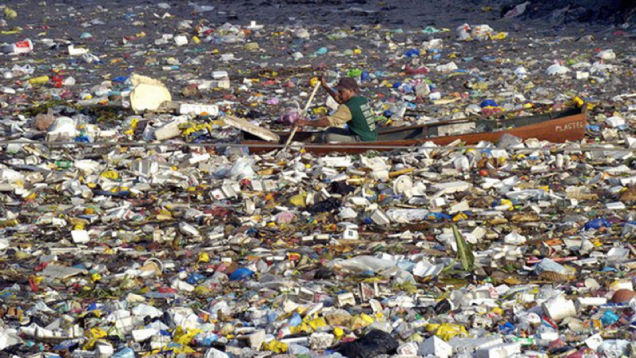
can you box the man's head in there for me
[334,77,358,103]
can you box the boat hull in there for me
[241,107,587,155]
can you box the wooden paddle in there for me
[282,81,321,151]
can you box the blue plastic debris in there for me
[601,310,620,326]
[229,267,255,281]
[480,99,498,107]
[404,48,420,58]
[585,218,611,230]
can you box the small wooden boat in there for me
[240,105,588,155]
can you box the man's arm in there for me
[321,76,340,103]
[296,117,331,128]
[296,104,351,128]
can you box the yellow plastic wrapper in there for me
[350,313,375,330]
[289,192,307,207]
[360,313,375,324]
[101,171,119,180]
[490,32,508,40]
[573,96,585,107]
[181,122,213,136]
[290,323,312,335]
[194,285,211,296]
[164,344,195,354]
[307,317,327,331]
[28,76,50,85]
[1,29,22,35]
[83,327,107,349]
[409,332,424,343]
[4,8,18,19]
[425,323,468,341]
[89,327,107,339]
[0,218,18,227]
[173,326,202,346]
[244,42,260,51]
[452,212,468,222]
[262,339,288,353]
[198,252,210,263]
[333,327,344,338]
[500,199,514,211]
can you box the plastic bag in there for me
[278,107,301,125]
[337,329,399,358]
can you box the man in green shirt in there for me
[296,77,377,142]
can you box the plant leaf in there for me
[452,224,474,272]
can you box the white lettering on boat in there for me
[555,121,585,132]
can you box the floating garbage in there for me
[0,1,634,357]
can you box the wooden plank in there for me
[224,115,280,142]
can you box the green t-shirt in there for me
[344,96,377,141]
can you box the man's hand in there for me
[320,75,328,88]
[296,117,330,128]
[299,117,330,128]
[295,118,310,127]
